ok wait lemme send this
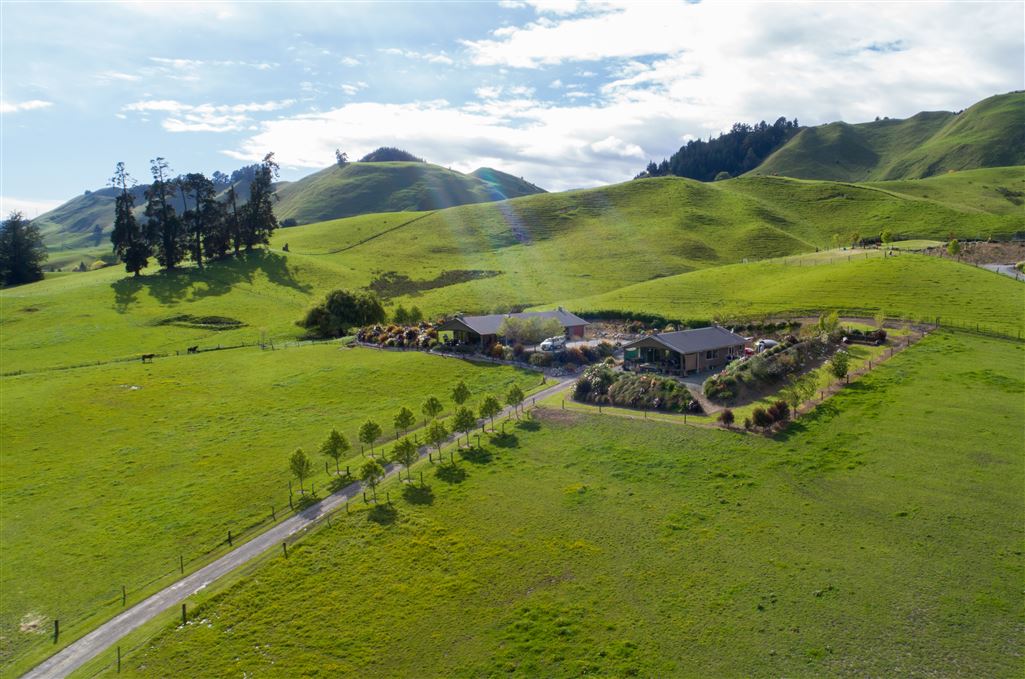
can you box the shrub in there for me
[299,289,386,338]
[717,409,735,427]
[88,260,107,270]
[751,407,773,428]
[767,400,790,423]
[529,352,552,367]
[489,343,506,359]
[743,417,753,430]
[513,343,525,357]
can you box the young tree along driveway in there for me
[22,376,575,679]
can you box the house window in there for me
[705,349,718,360]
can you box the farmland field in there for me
[77,331,1024,677]
[0,345,540,672]
[558,252,1025,337]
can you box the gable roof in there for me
[438,309,589,336]
[624,326,747,355]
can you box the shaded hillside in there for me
[752,91,1025,181]
[273,162,545,225]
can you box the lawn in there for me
[77,331,1024,678]
[557,253,1025,337]
[0,345,541,674]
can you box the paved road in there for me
[22,377,575,679]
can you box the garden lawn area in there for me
[558,253,1025,337]
[79,332,1024,678]
[0,345,540,674]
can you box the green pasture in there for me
[0,345,540,673]
[558,253,1025,337]
[79,332,1023,677]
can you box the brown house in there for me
[437,308,589,346]
[623,326,747,375]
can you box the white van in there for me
[755,339,779,353]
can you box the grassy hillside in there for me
[752,91,1025,181]
[5,172,1022,373]
[273,161,544,225]
[554,252,1025,336]
[0,345,540,673]
[81,332,1024,677]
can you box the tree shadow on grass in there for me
[460,446,493,465]
[368,503,398,525]
[490,432,519,449]
[295,493,320,511]
[402,483,435,505]
[112,276,144,312]
[515,419,541,432]
[436,463,468,484]
[109,250,310,311]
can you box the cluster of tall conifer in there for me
[639,117,800,182]
[110,153,280,276]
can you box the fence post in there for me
[53,619,59,643]
[282,542,288,559]
[122,584,126,607]
[227,530,232,547]
[179,555,184,574]
[181,603,187,625]
[117,646,121,673]
[271,505,276,520]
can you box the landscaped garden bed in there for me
[574,363,701,413]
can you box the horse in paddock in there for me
[141,353,156,363]
[187,345,199,354]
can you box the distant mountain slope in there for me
[32,161,545,247]
[751,91,1025,181]
[273,162,545,225]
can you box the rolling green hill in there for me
[30,162,544,251]
[552,252,1025,336]
[269,161,545,225]
[3,170,1022,374]
[751,91,1025,181]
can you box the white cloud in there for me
[0,196,64,217]
[340,56,361,67]
[340,82,368,96]
[123,99,295,132]
[1,99,54,114]
[94,71,141,82]
[379,47,455,65]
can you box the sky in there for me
[1,0,1023,217]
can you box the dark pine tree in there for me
[0,211,47,286]
[144,157,186,270]
[638,117,799,181]
[242,152,279,250]
[109,162,150,276]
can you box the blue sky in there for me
[2,0,1022,217]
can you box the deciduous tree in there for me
[451,380,471,406]
[452,407,477,446]
[393,406,416,436]
[359,419,383,457]
[506,384,525,419]
[319,429,350,474]
[425,419,448,455]
[289,447,313,494]
[360,459,385,502]
[393,437,417,480]
[421,395,443,422]
[829,350,850,381]
[479,395,502,430]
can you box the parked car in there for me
[755,339,779,353]
[539,336,567,352]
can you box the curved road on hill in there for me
[22,377,575,679]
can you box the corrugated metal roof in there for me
[624,326,747,354]
[439,309,589,336]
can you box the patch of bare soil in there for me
[19,613,47,635]
[922,241,1025,265]
[533,408,584,424]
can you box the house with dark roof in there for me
[437,308,589,346]
[623,326,747,375]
